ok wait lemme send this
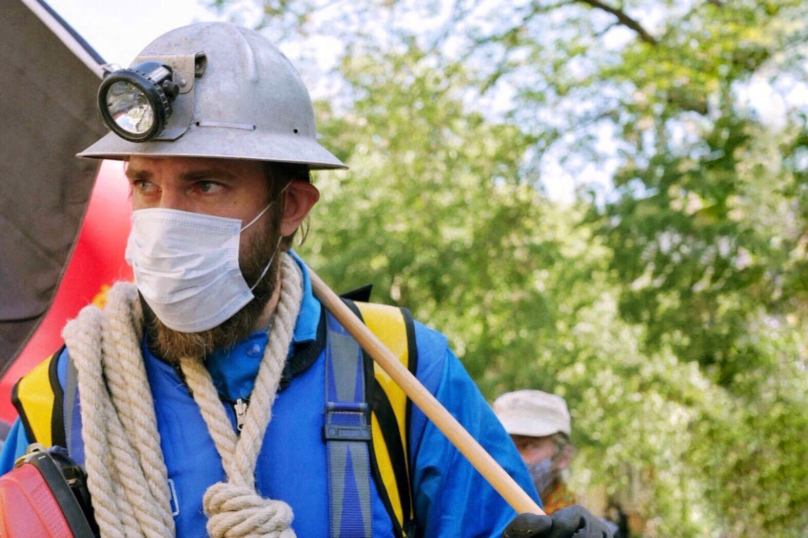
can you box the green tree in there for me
[208,0,808,535]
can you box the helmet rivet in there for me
[179,79,188,88]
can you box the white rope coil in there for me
[62,252,303,538]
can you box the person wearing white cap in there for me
[497,391,620,538]
[494,390,575,514]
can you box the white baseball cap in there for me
[493,390,571,437]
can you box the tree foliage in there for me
[210,0,808,535]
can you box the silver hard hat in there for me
[78,23,346,170]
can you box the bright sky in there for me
[47,0,219,67]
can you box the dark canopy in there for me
[0,0,106,374]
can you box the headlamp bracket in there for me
[132,51,206,141]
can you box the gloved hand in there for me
[503,505,614,538]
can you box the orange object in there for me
[542,481,577,515]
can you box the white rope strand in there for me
[101,284,174,533]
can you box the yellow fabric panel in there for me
[16,355,56,446]
[355,302,413,527]
[372,410,404,526]
[354,303,410,447]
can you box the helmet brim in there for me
[77,126,348,170]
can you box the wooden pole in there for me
[309,268,544,516]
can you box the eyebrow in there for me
[178,169,238,182]
[124,168,151,182]
[123,168,238,182]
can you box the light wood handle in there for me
[309,268,544,516]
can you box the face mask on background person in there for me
[125,203,279,333]
[527,457,555,496]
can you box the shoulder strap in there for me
[324,307,375,538]
[11,346,67,448]
[63,353,85,464]
[326,300,418,537]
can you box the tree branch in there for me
[576,0,658,45]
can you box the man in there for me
[496,390,619,537]
[0,23,609,537]
[494,390,577,514]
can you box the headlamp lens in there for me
[106,81,155,135]
[97,61,178,142]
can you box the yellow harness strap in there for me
[354,302,415,534]
[11,351,61,447]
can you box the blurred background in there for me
[24,0,808,535]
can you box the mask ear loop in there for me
[241,182,293,232]
[246,181,294,291]
[249,236,283,292]
[242,204,272,232]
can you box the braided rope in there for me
[63,289,174,538]
[62,252,302,538]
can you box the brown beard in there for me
[141,215,282,364]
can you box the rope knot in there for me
[204,482,295,538]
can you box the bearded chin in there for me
[141,225,281,364]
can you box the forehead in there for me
[125,156,264,178]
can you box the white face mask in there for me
[125,204,278,333]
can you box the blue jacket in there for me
[1,254,540,537]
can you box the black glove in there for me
[503,505,614,538]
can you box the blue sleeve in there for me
[0,419,30,475]
[409,324,541,537]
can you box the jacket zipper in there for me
[234,398,249,432]
[219,395,250,433]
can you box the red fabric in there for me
[0,463,72,536]
[0,161,132,421]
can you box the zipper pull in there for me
[234,398,249,432]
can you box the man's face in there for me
[124,156,281,362]
[125,155,270,256]
[513,433,572,497]
[511,435,558,467]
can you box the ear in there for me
[280,180,320,237]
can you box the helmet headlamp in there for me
[98,61,180,142]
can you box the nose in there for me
[158,185,192,212]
